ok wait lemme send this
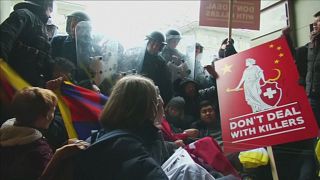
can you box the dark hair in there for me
[199,100,215,110]
[67,11,90,21]
[314,11,320,17]
[221,38,234,46]
[180,78,199,89]
[196,43,203,53]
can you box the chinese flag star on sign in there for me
[215,37,318,153]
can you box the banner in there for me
[215,37,318,152]
[199,0,261,30]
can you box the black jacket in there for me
[51,35,77,65]
[0,2,52,87]
[294,45,308,87]
[73,124,169,180]
[141,51,173,104]
[294,35,320,96]
[306,36,320,96]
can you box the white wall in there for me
[293,0,320,46]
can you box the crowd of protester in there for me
[0,0,319,179]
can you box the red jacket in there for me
[161,118,188,141]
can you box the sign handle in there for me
[267,146,279,180]
[228,0,233,41]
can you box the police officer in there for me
[141,31,173,104]
[51,11,90,65]
[0,0,54,87]
[51,11,90,82]
[161,29,190,83]
[161,29,185,64]
[0,0,54,125]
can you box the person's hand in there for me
[46,77,63,91]
[183,129,199,139]
[174,139,185,148]
[39,139,89,180]
[91,84,101,93]
[204,64,219,78]
[154,94,164,125]
[53,139,89,160]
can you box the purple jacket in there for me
[0,118,53,179]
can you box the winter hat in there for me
[179,78,199,90]
[166,96,185,110]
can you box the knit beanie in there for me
[166,96,185,110]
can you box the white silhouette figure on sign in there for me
[234,58,272,113]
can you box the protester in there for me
[177,78,216,125]
[191,100,222,145]
[0,87,57,179]
[161,96,199,145]
[218,38,237,59]
[161,98,239,179]
[72,75,170,180]
[297,11,320,127]
[276,11,320,180]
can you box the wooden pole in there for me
[228,0,233,41]
[267,146,279,180]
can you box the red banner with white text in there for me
[200,0,261,30]
[215,37,318,152]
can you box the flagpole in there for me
[267,146,279,180]
[228,0,233,41]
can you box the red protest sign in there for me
[199,0,261,30]
[215,37,318,153]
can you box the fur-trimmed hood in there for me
[0,118,43,147]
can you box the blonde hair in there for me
[100,75,158,130]
[11,87,57,125]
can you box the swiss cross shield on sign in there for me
[215,37,318,153]
[260,81,282,107]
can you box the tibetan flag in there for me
[0,58,30,93]
[0,59,31,118]
[0,58,30,125]
[59,82,108,140]
[0,58,107,140]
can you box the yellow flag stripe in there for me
[0,58,77,138]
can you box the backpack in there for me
[42,129,137,180]
[88,129,140,145]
